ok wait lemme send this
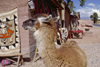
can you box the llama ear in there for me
[46,14,52,22]
[53,16,60,22]
[37,14,52,23]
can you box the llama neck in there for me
[34,26,57,57]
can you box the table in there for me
[69,30,84,38]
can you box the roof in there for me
[46,0,64,10]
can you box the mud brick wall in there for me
[0,0,35,58]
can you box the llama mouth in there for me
[23,26,28,30]
[24,27,28,30]
[22,25,28,30]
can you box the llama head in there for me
[22,14,59,32]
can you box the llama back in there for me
[58,41,87,67]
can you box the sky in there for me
[65,0,100,19]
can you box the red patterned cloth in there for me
[69,30,84,35]
[69,30,84,38]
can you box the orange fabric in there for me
[0,28,14,38]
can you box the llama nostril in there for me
[22,25,25,28]
[22,25,25,29]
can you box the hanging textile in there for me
[0,8,20,54]
[33,0,50,14]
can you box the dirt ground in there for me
[70,25,100,67]
[1,23,100,67]
[97,21,100,24]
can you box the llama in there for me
[22,14,87,67]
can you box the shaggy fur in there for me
[22,14,87,67]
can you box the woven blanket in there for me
[0,8,20,54]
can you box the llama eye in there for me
[31,20,36,22]
[29,21,33,24]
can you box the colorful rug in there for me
[0,8,20,54]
